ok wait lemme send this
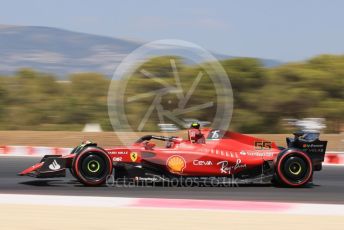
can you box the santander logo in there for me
[48,160,61,171]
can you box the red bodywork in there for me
[103,129,280,176]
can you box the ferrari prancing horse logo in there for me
[130,152,138,162]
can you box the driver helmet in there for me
[190,122,200,129]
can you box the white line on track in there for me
[1,194,344,216]
[0,194,134,208]
[0,155,42,158]
[322,163,344,166]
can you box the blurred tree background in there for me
[123,56,218,131]
[1,54,344,133]
[0,69,112,131]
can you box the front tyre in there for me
[72,147,113,186]
[275,149,313,187]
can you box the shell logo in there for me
[166,155,186,174]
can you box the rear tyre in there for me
[72,147,112,186]
[275,149,313,187]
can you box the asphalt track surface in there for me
[0,156,343,204]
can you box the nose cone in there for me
[18,162,44,176]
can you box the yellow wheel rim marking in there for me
[289,162,302,175]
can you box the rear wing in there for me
[286,131,327,170]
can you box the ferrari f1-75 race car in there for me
[19,129,327,187]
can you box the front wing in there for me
[18,155,73,178]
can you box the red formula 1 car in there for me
[19,129,327,187]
